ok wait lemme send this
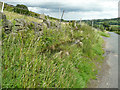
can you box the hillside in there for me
[0,2,60,21]
[82,18,119,34]
[1,2,110,88]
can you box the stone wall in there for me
[0,2,2,11]
[0,12,55,34]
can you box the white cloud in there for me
[1,0,119,20]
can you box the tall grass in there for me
[0,17,2,88]
[2,11,106,88]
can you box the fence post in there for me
[92,20,93,27]
[1,2,4,13]
[59,10,64,30]
[74,20,77,27]
[0,3,3,88]
[80,18,82,25]
[92,19,94,29]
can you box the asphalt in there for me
[88,32,119,88]
[97,32,118,88]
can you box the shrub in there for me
[16,4,28,11]
[103,22,110,30]
[13,4,30,15]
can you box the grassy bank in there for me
[98,31,110,37]
[2,11,108,88]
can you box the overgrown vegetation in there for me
[1,3,110,88]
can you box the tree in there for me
[13,4,29,15]
[99,25,104,31]
[16,4,28,11]
[103,22,110,30]
[110,26,118,31]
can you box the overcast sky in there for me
[1,0,119,20]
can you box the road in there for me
[98,32,118,88]
[88,32,119,88]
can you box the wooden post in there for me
[59,10,64,30]
[80,18,82,25]
[1,2,4,13]
[0,3,3,79]
[92,20,94,29]
[74,20,76,27]
[61,10,64,21]
[92,20,93,27]
[58,8,61,30]
[47,15,50,30]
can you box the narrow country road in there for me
[97,32,118,88]
[88,32,119,88]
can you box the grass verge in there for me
[2,11,105,88]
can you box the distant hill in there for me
[0,2,60,21]
[82,18,118,25]
[81,18,120,34]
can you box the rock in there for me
[10,32,18,36]
[0,12,5,23]
[1,13,44,33]
[65,51,69,56]
[2,14,7,21]
[28,21,43,32]
[2,19,13,32]
[50,45,55,51]
[75,40,80,44]
[11,19,26,31]
[79,42,83,47]
[0,13,13,32]
[14,26,25,31]
[14,19,27,27]
[43,19,51,28]
[80,31,83,34]
[74,39,83,47]
[38,31,43,35]
[15,22,23,27]
[0,13,2,20]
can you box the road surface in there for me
[98,32,118,88]
[88,32,119,88]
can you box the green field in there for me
[82,18,119,34]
